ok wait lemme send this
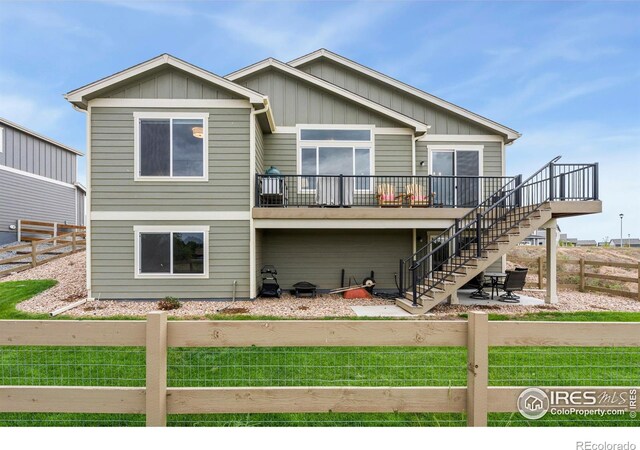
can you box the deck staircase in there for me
[396,157,598,314]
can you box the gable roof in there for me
[288,49,520,142]
[0,117,83,156]
[66,54,266,109]
[226,58,429,134]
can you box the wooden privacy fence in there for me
[0,313,639,426]
[0,231,86,277]
[514,256,640,300]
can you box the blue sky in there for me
[0,1,638,240]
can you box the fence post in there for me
[17,219,21,242]
[579,258,585,292]
[53,223,58,246]
[467,312,488,427]
[72,231,77,253]
[31,241,37,268]
[146,312,168,427]
[637,262,640,301]
[538,256,544,290]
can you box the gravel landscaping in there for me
[0,240,78,274]
[5,251,640,318]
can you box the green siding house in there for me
[66,50,600,313]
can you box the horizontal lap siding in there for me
[90,220,250,299]
[0,123,76,184]
[375,134,412,176]
[237,69,402,127]
[0,169,76,243]
[298,58,494,135]
[255,121,264,174]
[261,229,412,290]
[264,133,296,173]
[90,107,250,211]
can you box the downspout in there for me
[71,102,92,298]
[249,98,271,299]
[412,125,430,176]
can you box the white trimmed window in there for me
[134,226,209,279]
[134,112,209,181]
[297,126,374,191]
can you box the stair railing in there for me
[400,157,599,306]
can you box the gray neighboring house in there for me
[0,118,86,245]
[609,238,640,248]
[66,50,601,312]
[522,229,546,246]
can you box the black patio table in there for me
[485,272,507,299]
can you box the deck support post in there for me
[545,221,558,304]
[146,312,168,427]
[467,312,488,426]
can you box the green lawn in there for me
[0,280,57,319]
[0,280,638,427]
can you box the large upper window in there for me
[134,113,208,181]
[298,126,373,190]
[135,226,209,278]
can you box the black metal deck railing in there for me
[255,174,517,208]
[398,158,599,306]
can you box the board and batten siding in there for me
[76,187,86,226]
[90,220,250,299]
[90,107,251,211]
[297,58,494,135]
[236,69,404,127]
[0,168,76,244]
[99,67,244,100]
[260,229,412,290]
[0,122,77,184]
[263,133,412,175]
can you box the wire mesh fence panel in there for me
[0,413,145,427]
[168,413,468,427]
[0,346,146,427]
[167,347,468,388]
[167,346,467,426]
[488,346,640,427]
[0,346,146,386]
[489,347,640,387]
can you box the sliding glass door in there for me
[430,149,481,207]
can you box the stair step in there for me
[395,297,425,314]
[422,279,456,286]
[433,271,465,281]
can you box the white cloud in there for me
[203,1,400,61]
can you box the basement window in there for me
[134,112,209,181]
[134,226,209,278]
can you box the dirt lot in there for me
[4,248,640,318]
[508,246,640,294]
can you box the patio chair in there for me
[497,268,528,303]
[465,271,490,299]
[405,183,435,207]
[376,183,404,207]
